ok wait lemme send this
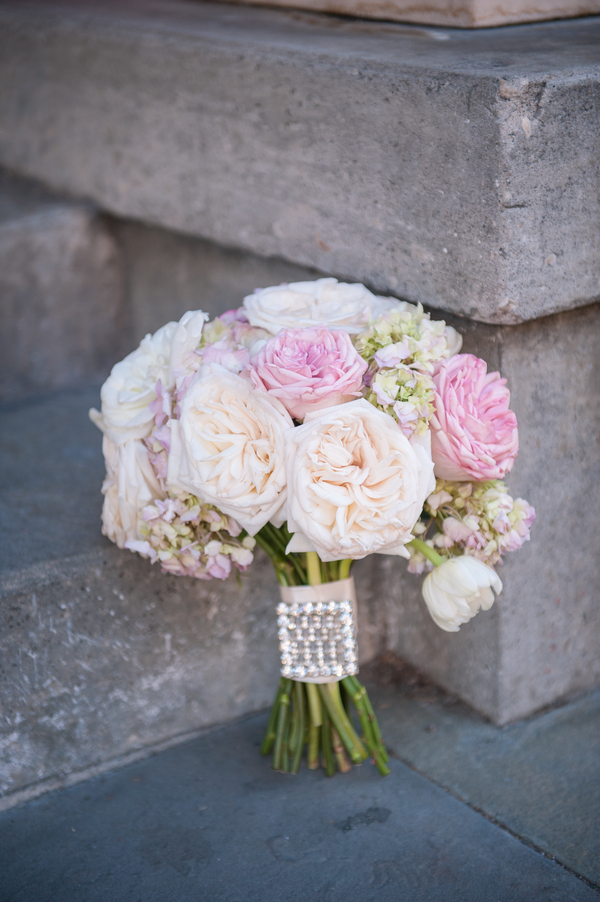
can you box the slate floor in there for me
[1,672,598,902]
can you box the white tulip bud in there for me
[422,556,502,632]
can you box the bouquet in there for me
[90,278,535,777]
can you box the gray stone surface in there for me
[358,301,600,724]
[0,171,127,402]
[0,705,598,902]
[114,218,322,345]
[365,663,600,885]
[0,0,599,324]
[0,387,376,804]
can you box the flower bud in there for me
[422,556,502,632]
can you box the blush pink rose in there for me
[249,327,368,420]
[430,354,518,481]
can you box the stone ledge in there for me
[0,0,598,323]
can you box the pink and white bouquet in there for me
[91,278,534,776]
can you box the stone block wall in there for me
[0,0,599,805]
[0,172,127,401]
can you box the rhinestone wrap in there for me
[277,598,359,681]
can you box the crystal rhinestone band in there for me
[277,599,359,681]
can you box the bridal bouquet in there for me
[90,278,534,776]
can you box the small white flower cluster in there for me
[127,491,256,581]
[353,305,461,437]
[407,479,536,574]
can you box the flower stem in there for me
[307,720,320,769]
[288,686,300,758]
[306,551,322,586]
[342,675,390,776]
[306,682,322,727]
[407,537,445,568]
[318,684,365,765]
[338,559,352,580]
[261,678,285,755]
[273,680,292,771]
[291,682,306,774]
[327,681,367,760]
[282,714,291,773]
[331,728,352,773]
[320,707,335,776]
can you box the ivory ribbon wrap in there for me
[277,577,359,684]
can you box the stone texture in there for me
[0,171,127,402]
[358,301,600,724]
[1,706,599,902]
[0,0,599,324]
[367,673,600,886]
[230,0,600,29]
[114,218,322,345]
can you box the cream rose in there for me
[167,370,293,535]
[90,310,208,445]
[285,400,435,561]
[100,436,165,548]
[243,278,412,335]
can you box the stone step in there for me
[1,682,598,899]
[0,170,127,402]
[0,0,599,324]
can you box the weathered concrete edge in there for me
[0,3,598,324]
[0,708,262,814]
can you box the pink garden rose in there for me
[249,327,368,420]
[430,354,518,481]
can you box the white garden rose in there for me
[167,369,293,535]
[422,556,502,632]
[243,278,413,336]
[89,310,208,445]
[100,436,165,548]
[285,400,435,561]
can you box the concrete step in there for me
[367,657,600,886]
[0,170,127,402]
[0,676,598,900]
[0,0,599,324]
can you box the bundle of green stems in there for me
[256,523,390,777]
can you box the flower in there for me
[197,314,271,375]
[410,478,535,569]
[243,278,409,335]
[128,491,256,579]
[354,306,462,439]
[497,497,536,554]
[249,327,368,420]
[422,556,502,632]
[429,354,519,481]
[285,400,435,561]
[100,436,165,548]
[354,304,462,374]
[89,310,208,445]
[167,370,293,535]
